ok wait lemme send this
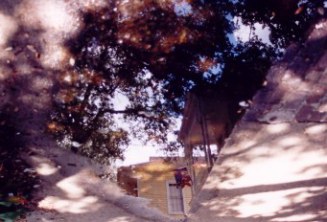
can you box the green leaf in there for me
[0,211,21,222]
[0,201,12,207]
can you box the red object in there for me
[173,168,192,188]
[181,174,192,188]
[8,196,28,205]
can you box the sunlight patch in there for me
[56,176,86,198]
[305,124,327,135]
[32,0,75,33]
[0,13,17,46]
[41,45,71,69]
[278,136,302,147]
[36,163,58,176]
[266,123,290,134]
[17,0,80,39]
[39,196,99,214]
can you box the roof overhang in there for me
[178,92,230,146]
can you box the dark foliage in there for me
[0,105,36,219]
[49,0,325,162]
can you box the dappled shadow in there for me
[1,0,326,221]
[245,23,327,125]
[216,177,327,197]
[0,2,62,217]
[188,21,327,221]
[189,122,327,221]
[34,171,153,222]
[0,0,22,15]
[0,1,171,221]
[24,140,171,222]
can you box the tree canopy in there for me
[48,0,325,163]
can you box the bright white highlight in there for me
[232,17,272,45]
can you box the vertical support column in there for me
[198,95,213,170]
[184,143,196,195]
[202,115,213,168]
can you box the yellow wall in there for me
[134,162,192,218]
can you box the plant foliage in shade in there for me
[0,199,27,222]
[49,0,325,162]
[0,106,36,221]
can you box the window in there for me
[167,182,184,214]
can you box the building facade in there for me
[117,157,207,219]
[178,92,233,194]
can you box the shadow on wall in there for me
[0,0,81,141]
[189,26,327,218]
[26,157,155,222]
[1,1,326,221]
[0,1,161,222]
[0,0,69,209]
[190,121,327,222]
[0,0,22,15]
[189,26,327,221]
